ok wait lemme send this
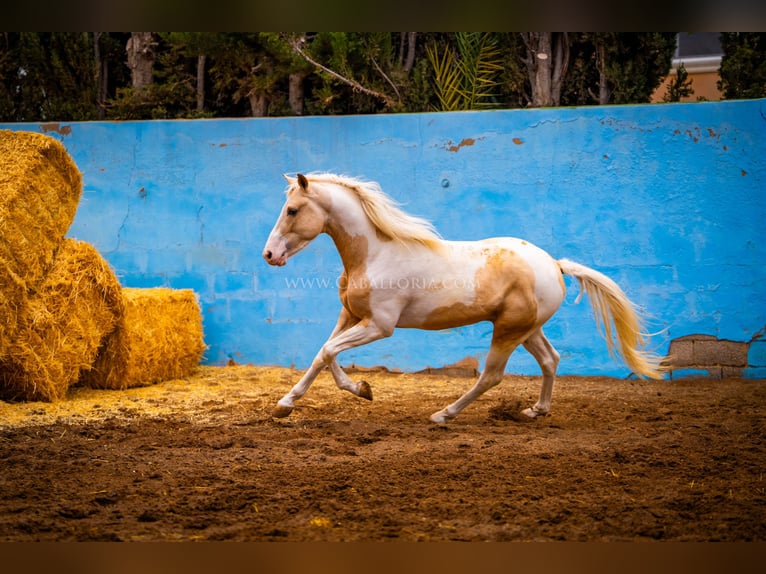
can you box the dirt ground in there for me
[0,365,764,542]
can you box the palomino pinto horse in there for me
[263,173,663,425]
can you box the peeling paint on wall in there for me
[40,123,72,136]
[443,137,480,152]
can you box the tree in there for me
[559,33,676,106]
[204,33,287,117]
[718,33,766,100]
[520,32,569,107]
[401,32,417,73]
[592,33,612,104]
[291,33,397,114]
[93,33,131,119]
[109,33,199,120]
[126,32,156,90]
[601,33,676,104]
[258,33,313,116]
[0,33,103,121]
[93,32,107,119]
[0,33,17,120]
[162,33,217,113]
[662,63,694,102]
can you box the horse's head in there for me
[263,173,327,266]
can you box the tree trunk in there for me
[551,32,569,106]
[288,71,308,115]
[196,54,206,111]
[404,32,417,72]
[596,42,610,104]
[248,92,268,117]
[93,32,107,119]
[521,32,569,107]
[523,33,552,106]
[126,32,156,90]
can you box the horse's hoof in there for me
[521,407,546,419]
[272,404,294,418]
[358,380,373,401]
[429,411,449,426]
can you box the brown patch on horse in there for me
[420,248,538,336]
[329,223,372,320]
[484,250,538,342]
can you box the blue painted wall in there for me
[3,99,765,377]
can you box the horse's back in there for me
[391,237,565,330]
[445,237,560,278]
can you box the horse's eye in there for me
[286,207,298,216]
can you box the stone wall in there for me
[666,334,762,379]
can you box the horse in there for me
[262,173,664,425]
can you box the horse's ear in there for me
[282,173,295,184]
[297,173,309,191]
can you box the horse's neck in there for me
[322,185,383,273]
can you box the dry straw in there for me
[0,130,83,352]
[0,239,124,402]
[81,287,206,390]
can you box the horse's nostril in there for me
[264,250,272,260]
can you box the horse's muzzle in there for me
[263,249,287,266]
[263,233,289,266]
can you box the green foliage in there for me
[662,63,694,102]
[0,33,101,121]
[560,33,676,105]
[608,33,677,104]
[718,33,766,100]
[426,32,503,111]
[109,33,201,119]
[300,32,401,115]
[426,41,462,111]
[495,33,528,108]
[0,32,687,122]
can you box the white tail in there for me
[558,259,665,379]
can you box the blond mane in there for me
[299,173,441,248]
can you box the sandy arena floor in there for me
[0,365,764,541]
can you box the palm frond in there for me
[426,42,463,111]
[428,33,503,111]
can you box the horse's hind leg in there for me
[430,339,518,425]
[521,328,560,418]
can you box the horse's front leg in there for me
[272,357,326,418]
[273,313,390,418]
[320,308,374,400]
[328,359,373,401]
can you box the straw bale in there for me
[0,239,124,402]
[0,130,83,351]
[81,288,206,390]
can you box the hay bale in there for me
[0,239,124,402]
[81,288,206,390]
[0,130,83,351]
